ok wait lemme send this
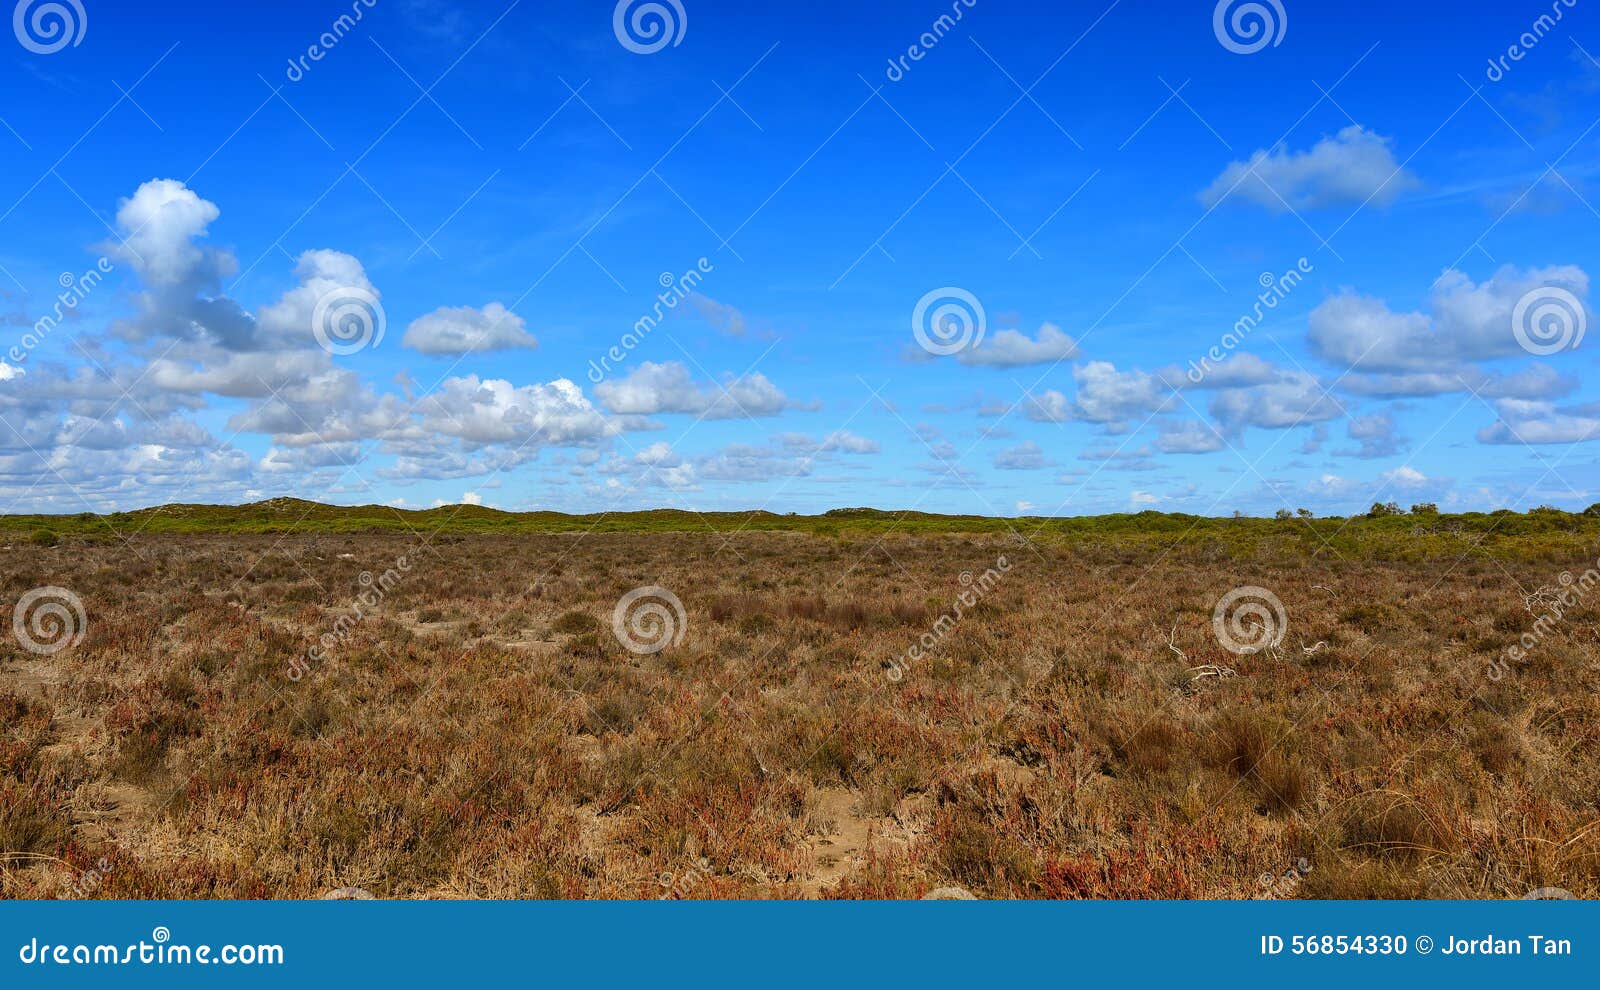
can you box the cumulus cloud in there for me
[402,302,537,355]
[1070,361,1174,430]
[1477,398,1600,444]
[1340,410,1404,459]
[593,361,799,419]
[415,376,615,446]
[1200,125,1420,212]
[1156,419,1226,453]
[1308,265,1591,377]
[108,178,230,288]
[1209,370,1343,433]
[1163,352,1284,390]
[1022,389,1072,423]
[956,322,1079,368]
[1381,465,1435,490]
[0,178,702,508]
[259,442,363,474]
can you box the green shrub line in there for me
[5,497,1600,561]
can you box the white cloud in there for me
[1200,126,1420,212]
[593,361,797,419]
[1381,465,1431,490]
[1070,361,1174,429]
[633,441,682,467]
[0,361,23,381]
[109,178,230,288]
[402,302,537,355]
[258,444,358,473]
[956,322,1079,368]
[819,429,879,454]
[1023,390,1071,423]
[779,430,880,455]
[1298,466,1451,508]
[432,491,488,508]
[1156,419,1226,453]
[1209,371,1343,432]
[1341,410,1404,459]
[416,375,615,446]
[1477,399,1600,444]
[993,441,1045,470]
[1165,352,1283,389]
[696,443,811,482]
[254,249,379,350]
[1308,265,1591,377]
[687,295,746,336]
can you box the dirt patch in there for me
[1,658,61,700]
[801,787,905,897]
[76,782,160,844]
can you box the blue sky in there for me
[2,0,1599,516]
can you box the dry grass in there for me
[2,529,1597,900]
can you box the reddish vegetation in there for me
[2,531,1596,899]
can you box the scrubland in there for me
[2,503,1598,899]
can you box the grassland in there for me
[2,500,1598,899]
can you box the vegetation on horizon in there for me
[5,498,1600,566]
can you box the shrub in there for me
[551,610,599,634]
